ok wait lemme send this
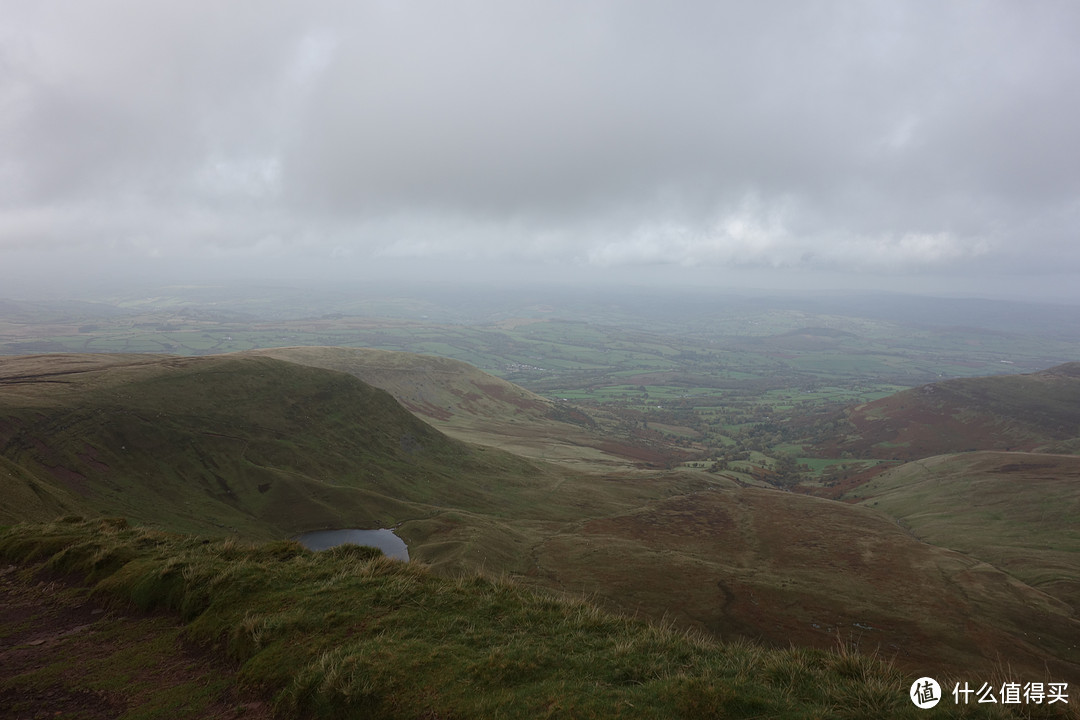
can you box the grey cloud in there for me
[1,0,1079,294]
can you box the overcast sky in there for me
[2,1,1079,301]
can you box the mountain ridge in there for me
[239,346,674,470]
[0,353,555,542]
[836,361,1080,459]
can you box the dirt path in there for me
[0,564,273,720]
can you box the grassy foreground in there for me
[2,519,1074,719]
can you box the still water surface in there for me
[296,528,409,561]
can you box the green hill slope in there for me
[846,451,1080,609]
[0,352,705,577]
[239,346,659,470]
[0,353,560,543]
[242,346,555,423]
[838,362,1080,459]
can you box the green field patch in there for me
[796,458,888,480]
[787,353,903,375]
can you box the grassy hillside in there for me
[3,517,1074,719]
[846,451,1080,609]
[3,352,1078,689]
[532,486,1080,681]
[0,352,712,578]
[0,353,571,543]
[837,362,1080,459]
[239,346,653,470]
[241,346,557,423]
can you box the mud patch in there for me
[0,564,273,720]
[0,686,120,720]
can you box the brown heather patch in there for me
[76,443,111,473]
[592,439,679,466]
[403,398,454,421]
[840,365,1080,460]
[538,487,1080,681]
[844,393,1041,460]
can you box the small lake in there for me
[295,528,409,561]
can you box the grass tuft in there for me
[2,518,1074,719]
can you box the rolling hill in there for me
[846,451,1080,610]
[0,353,572,544]
[0,352,707,575]
[835,362,1080,459]
[532,485,1080,680]
[240,346,680,469]
[2,351,1079,686]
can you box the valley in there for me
[6,287,1080,480]
[2,287,1080,715]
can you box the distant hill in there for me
[835,362,1080,459]
[240,346,678,470]
[0,353,554,541]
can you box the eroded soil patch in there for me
[0,564,271,720]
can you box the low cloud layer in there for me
[2,1,1079,297]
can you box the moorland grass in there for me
[2,518,1073,719]
[847,451,1080,609]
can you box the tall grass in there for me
[2,518,1074,719]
